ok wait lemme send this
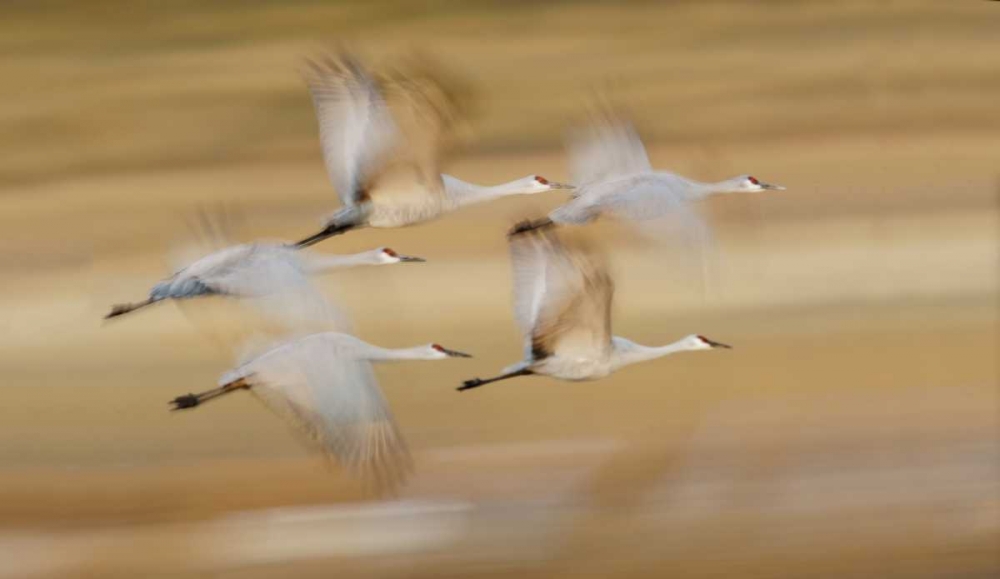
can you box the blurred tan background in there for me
[1,1,997,577]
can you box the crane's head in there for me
[682,334,732,351]
[729,175,785,193]
[428,343,473,359]
[378,247,426,264]
[521,175,574,194]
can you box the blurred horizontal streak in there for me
[1,1,999,577]
[0,435,995,578]
[410,438,623,499]
[2,207,994,358]
[426,438,621,462]
[208,500,474,564]
[0,501,473,577]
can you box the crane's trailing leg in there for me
[104,298,162,319]
[457,368,533,392]
[170,378,251,411]
[508,218,553,237]
[294,223,356,248]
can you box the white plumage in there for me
[458,225,732,391]
[294,52,572,248]
[514,107,785,234]
[104,243,424,319]
[171,332,470,489]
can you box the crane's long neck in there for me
[287,334,439,362]
[441,175,532,208]
[364,345,438,362]
[693,178,745,197]
[302,250,383,273]
[610,337,692,370]
[652,173,737,199]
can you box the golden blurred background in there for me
[1,1,997,577]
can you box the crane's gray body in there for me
[550,172,707,225]
[459,227,728,392]
[142,244,302,303]
[299,53,569,245]
[106,241,414,320]
[551,107,783,236]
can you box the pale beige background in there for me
[1,1,997,577]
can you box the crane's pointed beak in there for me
[761,182,785,191]
[398,255,426,263]
[442,348,472,358]
[548,181,575,190]
[705,338,732,349]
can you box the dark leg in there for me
[104,298,161,320]
[293,223,356,248]
[169,379,249,411]
[457,368,533,392]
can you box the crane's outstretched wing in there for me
[509,227,613,362]
[566,106,651,188]
[358,54,472,208]
[303,52,399,207]
[174,243,349,337]
[225,334,412,491]
[590,173,706,221]
[304,51,470,211]
[184,244,304,297]
[509,224,550,357]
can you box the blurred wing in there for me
[195,245,304,297]
[237,335,412,490]
[595,174,701,220]
[363,55,471,206]
[597,175,719,295]
[303,52,399,207]
[513,228,614,361]
[637,209,719,297]
[567,108,651,187]
[597,174,713,245]
[509,226,550,355]
[192,244,348,332]
[167,205,247,276]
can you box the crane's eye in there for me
[431,343,445,352]
[535,176,549,185]
[748,176,759,185]
[382,248,398,257]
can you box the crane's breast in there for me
[533,355,612,381]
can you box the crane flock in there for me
[105,50,784,490]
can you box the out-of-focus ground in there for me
[1,1,998,577]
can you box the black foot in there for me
[457,378,483,392]
[104,304,132,319]
[170,394,200,411]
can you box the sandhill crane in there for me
[170,332,471,488]
[511,108,784,235]
[457,224,730,391]
[292,52,572,248]
[104,244,423,319]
